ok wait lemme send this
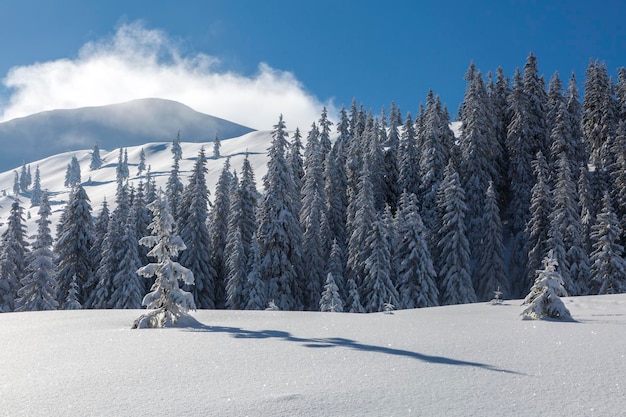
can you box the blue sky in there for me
[0,0,624,129]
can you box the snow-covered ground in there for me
[1,294,625,416]
[0,130,274,236]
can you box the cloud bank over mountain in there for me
[0,22,330,130]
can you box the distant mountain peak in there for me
[0,98,254,171]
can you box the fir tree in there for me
[137,147,146,176]
[300,124,327,309]
[30,166,42,207]
[437,162,477,305]
[133,195,196,328]
[459,70,498,276]
[90,183,130,308]
[84,198,109,300]
[583,61,617,169]
[213,133,221,159]
[395,192,439,308]
[19,163,30,192]
[345,277,365,313]
[318,107,333,167]
[521,250,572,320]
[90,142,103,170]
[208,157,232,308]
[475,182,507,301]
[319,273,344,312]
[0,199,30,312]
[54,185,94,308]
[179,148,216,309]
[346,157,377,289]
[589,193,626,294]
[257,115,304,310]
[64,155,81,188]
[398,112,420,197]
[166,132,185,219]
[243,235,266,310]
[383,102,401,211]
[225,225,247,310]
[324,143,348,257]
[506,68,534,295]
[522,52,549,159]
[525,152,552,295]
[361,220,399,313]
[549,152,587,295]
[12,171,19,195]
[16,193,58,311]
[64,275,82,310]
[109,204,144,309]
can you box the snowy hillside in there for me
[0,98,254,172]
[2,294,625,416]
[0,130,273,235]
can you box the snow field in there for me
[1,294,625,416]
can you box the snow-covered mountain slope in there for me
[1,294,625,416]
[0,130,273,236]
[0,98,254,172]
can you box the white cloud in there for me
[0,22,330,131]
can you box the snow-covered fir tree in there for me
[243,234,266,310]
[398,112,420,197]
[178,148,216,309]
[475,182,507,301]
[64,275,82,310]
[90,182,130,308]
[521,250,572,320]
[506,68,534,296]
[208,157,232,308]
[549,152,586,295]
[394,192,439,308]
[319,272,344,312]
[361,220,400,313]
[525,151,553,295]
[12,171,19,195]
[19,163,31,192]
[346,157,378,290]
[16,192,58,311]
[116,148,129,183]
[64,155,81,188]
[137,147,146,175]
[225,223,247,310]
[326,239,346,302]
[54,185,94,308]
[133,195,196,329]
[109,203,144,309]
[324,140,348,257]
[0,199,29,312]
[90,142,103,170]
[345,277,365,313]
[166,132,185,219]
[257,115,304,310]
[84,198,109,300]
[300,124,327,310]
[437,162,477,305]
[589,192,626,295]
[259,118,304,308]
[212,133,221,159]
[30,166,42,207]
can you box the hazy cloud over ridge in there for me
[0,22,329,130]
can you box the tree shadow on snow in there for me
[179,315,523,375]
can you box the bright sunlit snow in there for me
[1,294,625,416]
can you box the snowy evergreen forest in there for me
[1,53,626,314]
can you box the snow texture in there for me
[1,295,625,416]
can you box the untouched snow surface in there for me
[1,294,625,416]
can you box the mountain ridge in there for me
[0,98,254,171]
